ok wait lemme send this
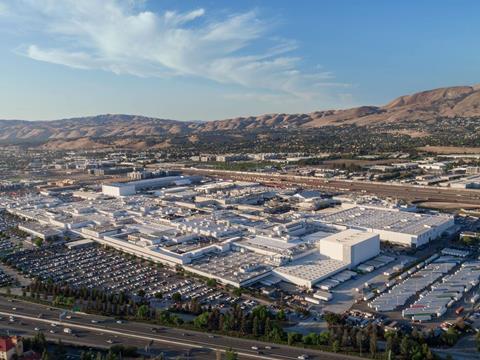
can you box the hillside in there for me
[1,85,480,152]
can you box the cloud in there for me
[7,0,347,97]
[0,2,8,16]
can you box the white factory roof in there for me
[317,206,452,236]
[274,253,348,282]
[320,229,376,246]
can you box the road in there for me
[178,168,480,207]
[0,296,361,360]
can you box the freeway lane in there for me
[0,297,361,360]
[179,168,480,206]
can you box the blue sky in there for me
[0,0,479,121]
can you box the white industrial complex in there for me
[1,175,455,291]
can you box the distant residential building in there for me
[0,335,23,360]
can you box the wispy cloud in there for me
[6,0,348,98]
[0,2,8,16]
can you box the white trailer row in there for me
[402,261,480,320]
[368,258,457,312]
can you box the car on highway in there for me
[106,339,114,344]
[34,327,40,331]
[298,355,309,360]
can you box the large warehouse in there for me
[316,205,454,247]
[102,176,202,197]
[319,229,380,267]
[273,229,380,288]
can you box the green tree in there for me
[40,350,49,360]
[332,340,340,353]
[34,238,44,247]
[356,331,364,356]
[225,348,238,360]
[206,278,217,288]
[194,312,209,329]
[369,330,377,357]
[172,292,182,302]
[276,309,286,321]
[105,350,117,360]
[252,316,259,337]
[136,304,150,319]
[400,336,410,358]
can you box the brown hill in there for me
[1,85,479,149]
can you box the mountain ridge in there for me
[1,84,480,150]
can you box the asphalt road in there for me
[179,168,480,207]
[0,297,361,360]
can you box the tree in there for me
[441,328,459,346]
[172,292,182,302]
[34,238,43,247]
[276,309,286,321]
[206,278,217,288]
[136,304,150,319]
[252,316,259,337]
[225,348,238,360]
[356,331,364,356]
[332,340,340,353]
[40,350,49,360]
[105,351,117,360]
[287,332,295,346]
[194,312,209,329]
[369,330,377,357]
[400,336,410,358]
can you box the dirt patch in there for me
[417,201,480,211]
[417,146,480,154]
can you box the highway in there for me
[179,168,480,207]
[0,297,360,360]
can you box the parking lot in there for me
[0,239,17,255]
[0,268,11,287]
[3,243,224,303]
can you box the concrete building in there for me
[316,205,454,247]
[319,230,380,268]
[102,176,202,197]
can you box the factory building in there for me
[102,175,202,197]
[319,230,380,268]
[316,205,454,247]
[273,229,380,288]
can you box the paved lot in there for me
[4,244,222,303]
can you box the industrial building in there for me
[319,230,380,267]
[102,175,201,197]
[316,205,454,247]
[272,229,380,288]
